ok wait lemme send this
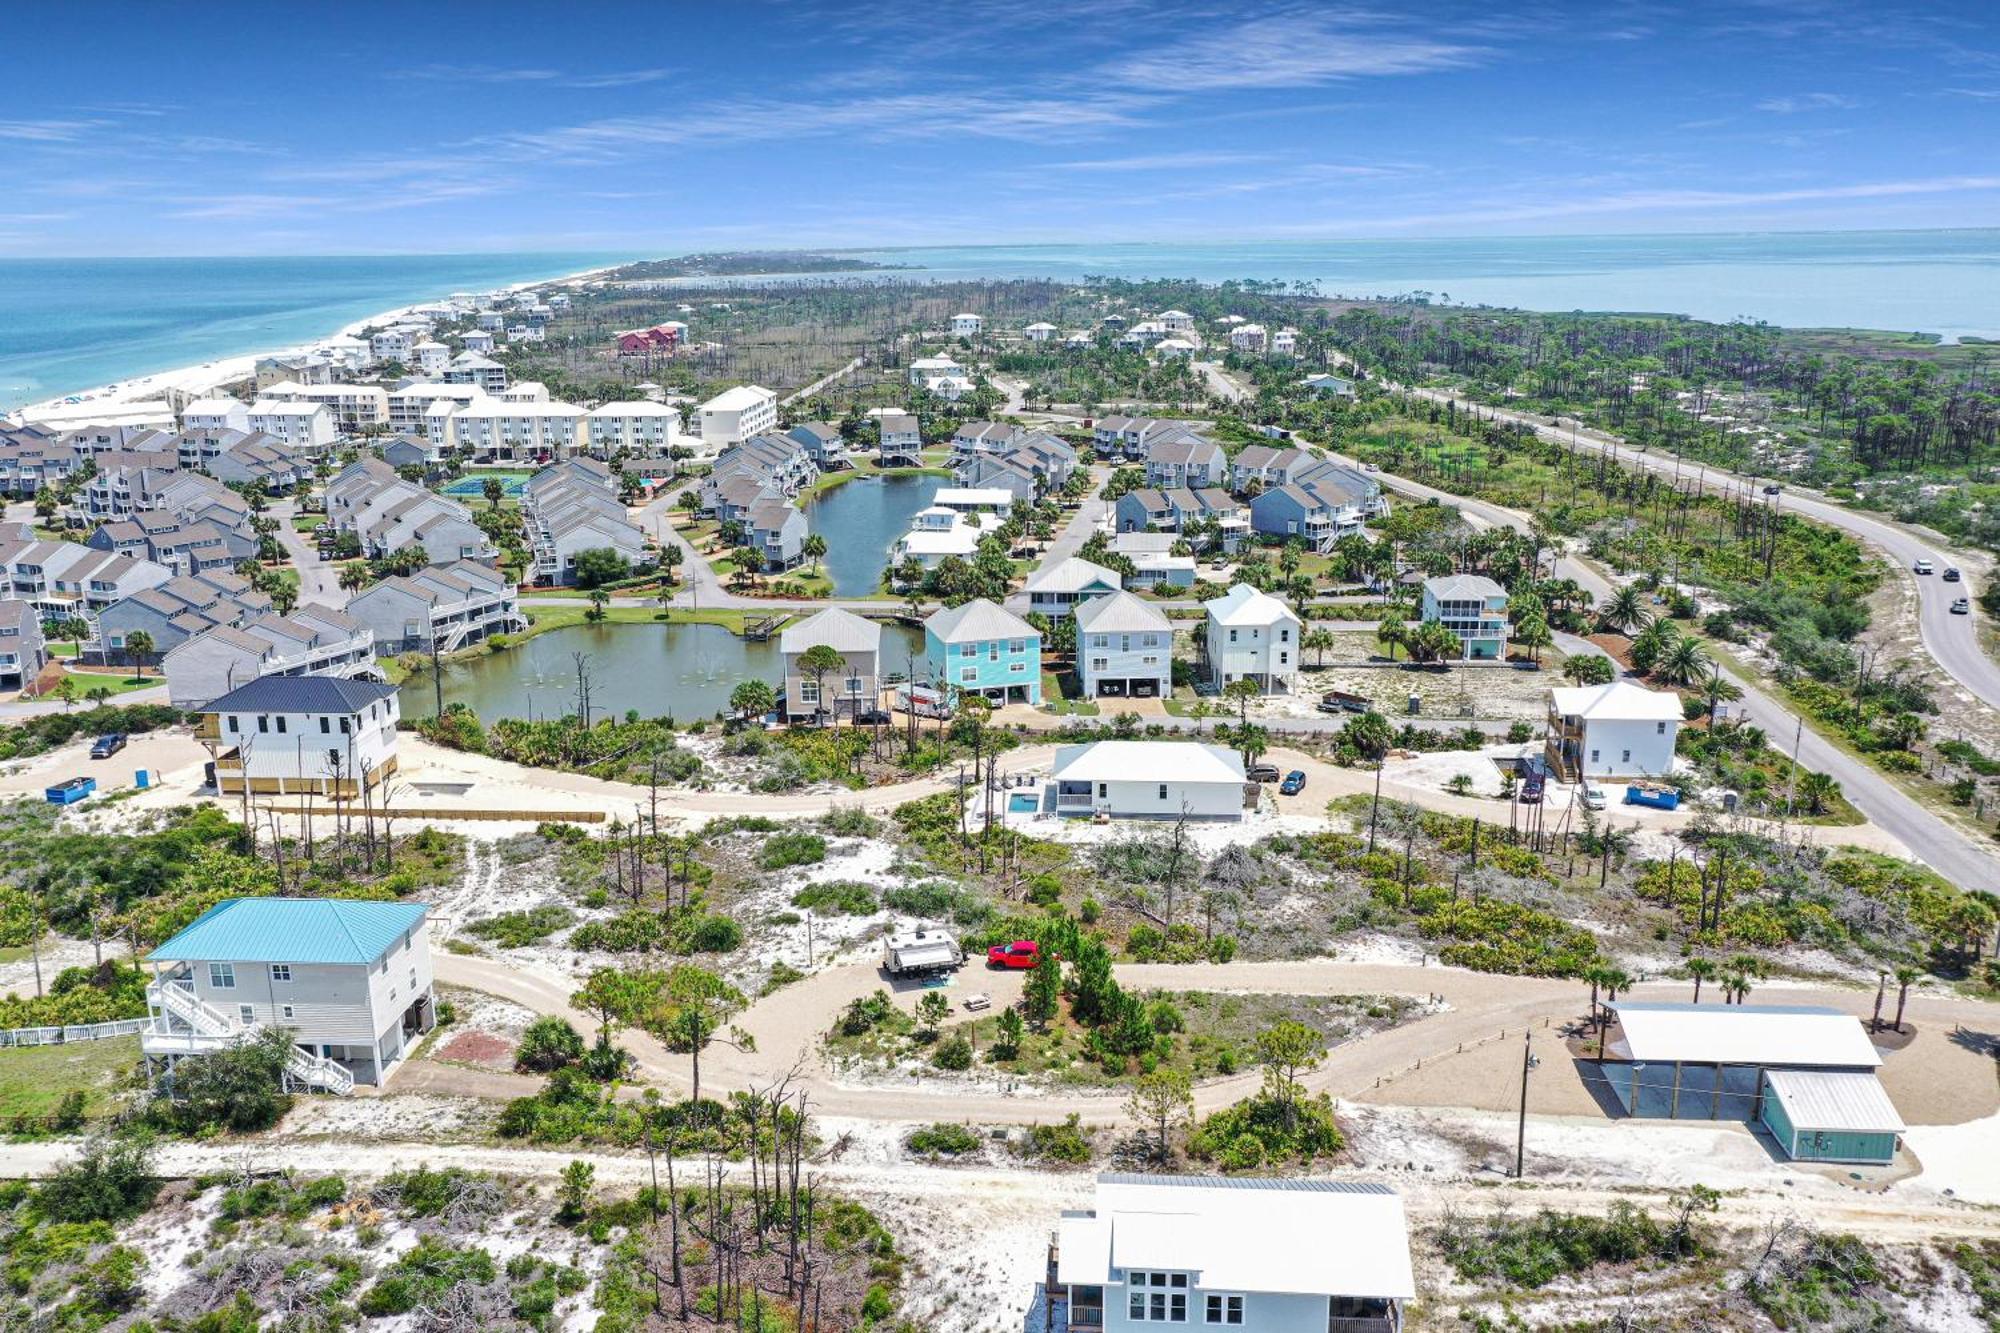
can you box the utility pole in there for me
[429,630,443,719]
[1515,1029,1539,1179]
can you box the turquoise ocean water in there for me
[7,231,1999,413]
[0,253,621,411]
[848,230,2000,342]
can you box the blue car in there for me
[1279,770,1308,795]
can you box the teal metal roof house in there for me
[152,897,427,965]
[143,896,436,1094]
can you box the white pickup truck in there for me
[882,927,965,978]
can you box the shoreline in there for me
[4,259,628,429]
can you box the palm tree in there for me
[1513,610,1552,664]
[1891,965,1921,1032]
[1655,634,1709,686]
[1869,968,1889,1032]
[1597,586,1652,635]
[801,533,829,577]
[1377,613,1407,662]
[1700,663,1741,728]
[1797,770,1840,816]
[125,629,155,680]
[1721,970,1752,1005]
[1302,626,1335,667]
[1686,957,1717,1003]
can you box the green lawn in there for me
[1038,669,1100,716]
[289,513,327,531]
[799,456,951,498]
[515,603,793,640]
[53,668,159,697]
[0,1035,138,1121]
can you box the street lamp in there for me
[1515,1030,1541,1179]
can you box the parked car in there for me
[1944,567,1962,582]
[89,733,126,759]
[1762,484,1781,495]
[1279,770,1308,795]
[1248,763,1282,783]
[1519,771,1545,803]
[986,940,1041,969]
[1952,597,1971,615]
[851,708,891,726]
[1915,559,1934,575]
[1581,782,1608,810]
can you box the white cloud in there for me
[389,64,673,88]
[1044,151,1276,171]
[0,118,109,142]
[1755,91,1858,113]
[1101,9,1482,90]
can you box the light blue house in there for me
[923,597,1041,705]
[1420,573,1510,660]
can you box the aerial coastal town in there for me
[1,254,1999,1332]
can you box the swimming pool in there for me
[1008,793,1039,814]
[439,473,528,499]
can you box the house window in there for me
[1127,1271,1188,1322]
[1228,629,1238,643]
[1657,721,1667,734]
[321,717,331,733]
[270,965,291,983]
[1589,749,1600,763]
[281,1005,295,1020]
[257,715,269,733]
[410,969,418,989]
[1158,784,1168,800]
[798,680,820,703]
[1622,749,1631,764]
[239,1004,255,1024]
[276,716,287,734]
[209,962,236,989]
[1204,1294,1244,1325]
[226,716,239,733]
[960,667,977,684]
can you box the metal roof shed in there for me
[1605,1002,1883,1069]
[1760,1069,1904,1164]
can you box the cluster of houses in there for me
[696,421,861,573]
[1105,427,1386,556]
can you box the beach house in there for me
[950,312,984,337]
[197,674,401,798]
[1073,592,1173,699]
[1048,742,1248,821]
[142,896,436,1093]
[877,411,924,466]
[345,561,524,656]
[1025,557,1123,619]
[1544,679,1684,781]
[923,598,1041,706]
[1044,1174,1415,1332]
[1202,583,1301,693]
[1420,573,1510,660]
[779,607,882,723]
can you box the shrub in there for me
[34,1131,158,1224]
[905,1122,981,1157]
[1017,1114,1092,1165]
[1190,1092,1343,1168]
[516,1017,587,1073]
[570,909,667,953]
[465,904,574,948]
[820,807,882,838]
[931,1035,973,1070]
[673,913,743,953]
[146,1026,295,1134]
[838,990,896,1037]
[759,832,827,869]
[791,880,877,915]
[358,1236,498,1316]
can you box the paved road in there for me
[1352,449,2000,885]
[1410,387,2000,717]
[781,356,862,407]
[269,499,341,607]
[1192,359,1251,403]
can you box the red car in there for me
[987,940,1041,969]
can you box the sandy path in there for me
[434,951,2000,1131]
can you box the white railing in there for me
[0,1017,151,1047]
[286,1046,355,1095]
[146,981,354,1096]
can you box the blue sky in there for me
[6,0,2000,255]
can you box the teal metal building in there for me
[1757,1069,1903,1165]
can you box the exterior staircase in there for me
[147,982,354,1096]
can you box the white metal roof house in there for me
[142,896,435,1094]
[1051,741,1248,821]
[1073,591,1173,700]
[950,312,984,337]
[1203,583,1301,694]
[778,606,882,722]
[1545,679,1683,781]
[1047,1174,1413,1332]
[1600,1001,1900,1161]
[1026,556,1123,619]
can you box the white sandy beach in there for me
[5,261,623,429]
